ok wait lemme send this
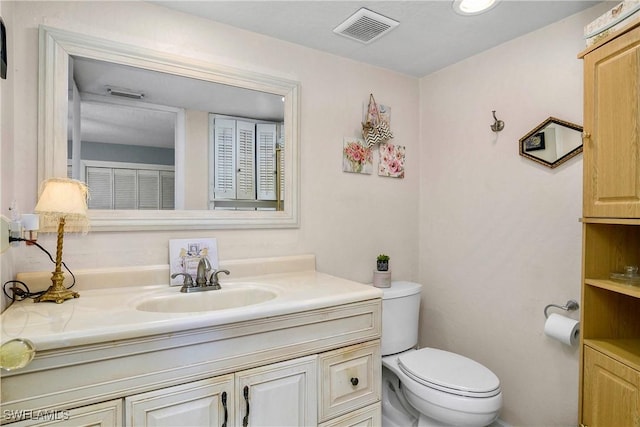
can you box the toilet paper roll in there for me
[544,313,580,346]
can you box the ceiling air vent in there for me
[333,8,399,44]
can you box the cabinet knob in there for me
[350,377,359,386]
[582,131,591,139]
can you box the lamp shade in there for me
[34,178,89,233]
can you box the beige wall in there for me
[5,1,420,289]
[418,4,610,426]
[1,1,613,424]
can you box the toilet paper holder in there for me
[544,299,579,319]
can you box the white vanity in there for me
[1,255,382,427]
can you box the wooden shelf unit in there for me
[578,14,640,426]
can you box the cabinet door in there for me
[583,346,640,427]
[8,400,123,427]
[583,26,640,218]
[235,355,317,427]
[125,374,234,427]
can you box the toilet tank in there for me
[381,281,422,356]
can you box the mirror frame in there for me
[38,26,300,231]
[518,117,583,169]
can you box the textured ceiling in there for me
[153,1,606,77]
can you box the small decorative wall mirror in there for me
[519,117,583,169]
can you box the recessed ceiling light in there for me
[453,0,499,16]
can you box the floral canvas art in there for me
[343,137,373,174]
[378,142,406,178]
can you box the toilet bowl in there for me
[380,282,502,427]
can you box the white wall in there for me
[418,4,610,426]
[6,1,419,289]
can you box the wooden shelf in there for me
[585,278,640,299]
[581,217,640,226]
[584,339,640,372]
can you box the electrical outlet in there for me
[1,215,9,253]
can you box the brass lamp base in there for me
[34,272,79,304]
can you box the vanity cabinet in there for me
[1,299,381,427]
[578,17,640,427]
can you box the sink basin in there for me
[136,286,278,313]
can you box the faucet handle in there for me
[209,269,230,289]
[171,272,194,291]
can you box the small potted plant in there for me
[376,254,390,272]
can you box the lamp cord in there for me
[2,237,76,305]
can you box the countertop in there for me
[1,270,382,351]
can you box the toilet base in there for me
[382,368,418,427]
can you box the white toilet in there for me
[381,281,502,427]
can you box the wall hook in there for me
[490,110,504,132]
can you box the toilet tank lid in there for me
[382,281,422,300]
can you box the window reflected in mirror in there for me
[519,117,583,169]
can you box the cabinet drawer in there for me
[319,340,381,422]
[318,402,381,427]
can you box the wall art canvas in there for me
[169,238,219,286]
[343,137,373,174]
[378,142,406,178]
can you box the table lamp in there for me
[33,178,89,303]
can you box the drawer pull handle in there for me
[243,385,250,427]
[221,391,228,427]
[350,377,359,387]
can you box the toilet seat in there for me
[398,348,501,398]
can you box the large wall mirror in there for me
[39,26,300,230]
[518,117,583,169]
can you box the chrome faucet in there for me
[195,257,212,286]
[171,258,230,293]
